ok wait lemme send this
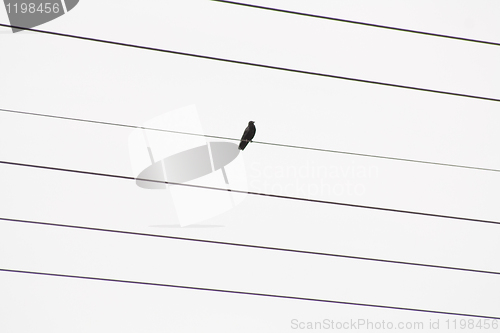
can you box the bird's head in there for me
[249,121,255,125]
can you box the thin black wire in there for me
[1,160,499,226]
[212,0,500,47]
[0,23,499,103]
[1,216,499,276]
[2,107,499,173]
[0,268,498,319]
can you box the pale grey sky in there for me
[0,0,499,332]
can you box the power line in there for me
[2,216,499,276]
[2,107,499,173]
[212,0,500,47]
[1,268,498,319]
[0,23,499,103]
[1,160,499,226]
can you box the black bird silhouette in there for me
[239,121,256,150]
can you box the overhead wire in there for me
[1,268,498,319]
[1,160,499,226]
[1,5,498,321]
[2,107,499,173]
[212,0,500,47]
[0,23,499,103]
[1,216,499,276]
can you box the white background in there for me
[0,0,499,332]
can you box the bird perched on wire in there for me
[239,121,256,150]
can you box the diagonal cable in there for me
[1,216,499,276]
[0,268,498,319]
[212,0,500,47]
[1,107,499,173]
[0,23,499,102]
[1,160,499,226]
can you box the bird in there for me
[239,121,256,150]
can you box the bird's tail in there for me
[239,140,248,150]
